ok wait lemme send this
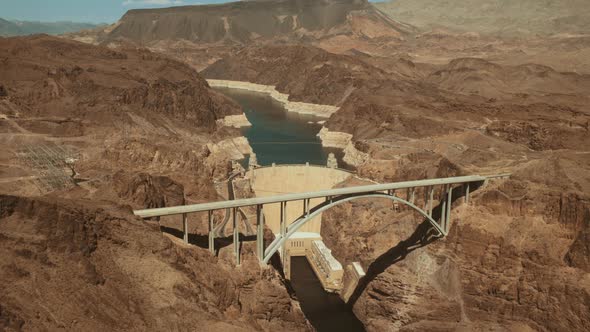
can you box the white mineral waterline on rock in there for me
[317,127,352,148]
[207,136,253,160]
[316,127,368,167]
[217,113,252,128]
[207,79,339,118]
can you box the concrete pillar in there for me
[284,250,291,280]
[440,185,447,232]
[208,210,214,254]
[182,213,188,244]
[280,201,287,269]
[256,205,264,263]
[233,207,240,265]
[465,182,470,204]
[410,187,415,204]
[388,189,396,210]
[446,186,453,234]
[428,186,434,216]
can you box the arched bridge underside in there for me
[134,174,509,265]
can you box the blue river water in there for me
[213,87,345,167]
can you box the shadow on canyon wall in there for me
[347,181,484,307]
[160,225,256,256]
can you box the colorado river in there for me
[214,87,345,166]
[290,257,365,332]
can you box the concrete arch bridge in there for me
[134,174,509,273]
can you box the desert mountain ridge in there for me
[376,0,590,36]
[78,0,413,46]
[0,17,101,37]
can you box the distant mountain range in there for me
[375,0,590,36]
[0,18,102,37]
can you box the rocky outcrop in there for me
[113,171,185,210]
[0,194,308,331]
[207,136,253,162]
[0,35,241,133]
[317,127,368,167]
[565,209,590,271]
[217,114,252,128]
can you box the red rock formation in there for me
[0,194,308,331]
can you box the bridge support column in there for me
[388,189,397,210]
[256,204,264,263]
[280,202,286,256]
[446,186,453,234]
[182,213,188,244]
[465,183,470,204]
[208,211,214,254]
[440,185,447,232]
[427,186,434,216]
[233,207,240,265]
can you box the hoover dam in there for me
[218,86,366,329]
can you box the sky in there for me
[1,0,387,24]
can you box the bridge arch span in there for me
[262,192,445,264]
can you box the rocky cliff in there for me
[0,35,308,331]
[0,194,308,331]
[107,0,410,44]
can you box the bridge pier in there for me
[427,186,434,216]
[465,182,470,204]
[440,185,447,232]
[233,207,240,265]
[182,213,188,244]
[280,201,287,265]
[256,204,264,263]
[446,186,453,234]
[208,211,214,254]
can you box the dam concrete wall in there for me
[246,164,352,234]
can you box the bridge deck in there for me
[134,174,500,218]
